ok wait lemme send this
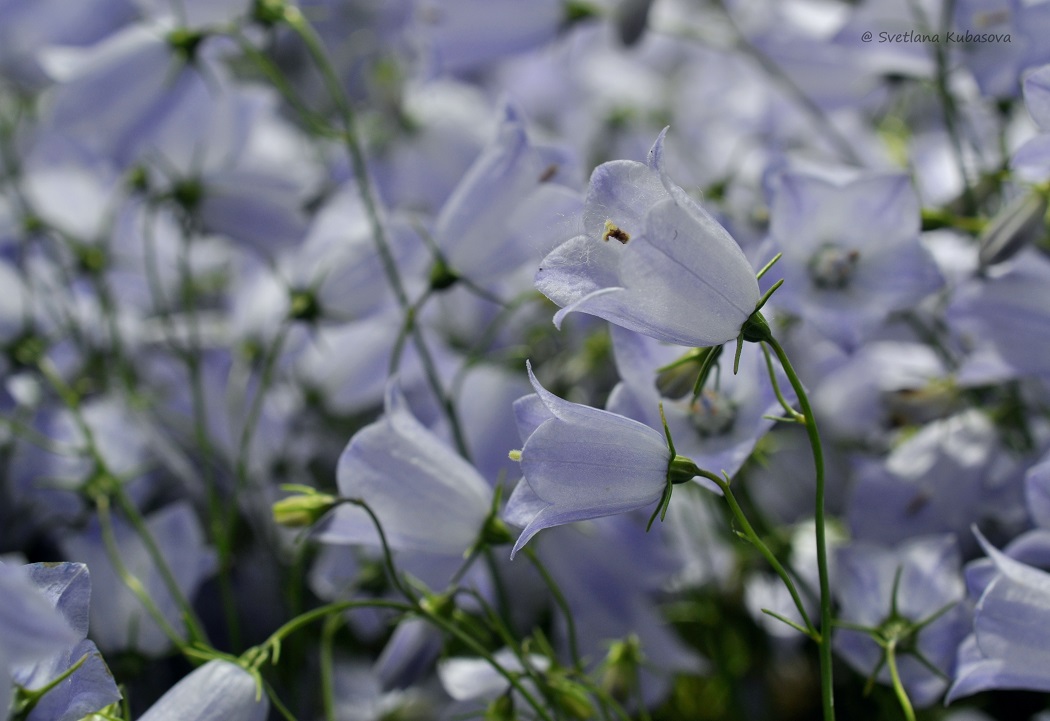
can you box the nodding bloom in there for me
[505,361,693,558]
[948,527,1050,702]
[535,129,760,348]
[316,380,493,558]
[137,660,268,721]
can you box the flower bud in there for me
[547,675,595,720]
[600,635,644,701]
[272,492,337,528]
[484,693,515,721]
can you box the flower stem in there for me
[886,640,916,721]
[698,470,816,640]
[765,336,834,721]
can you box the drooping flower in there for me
[505,361,686,558]
[535,130,760,348]
[0,561,80,719]
[315,380,492,557]
[137,660,267,721]
[948,528,1050,701]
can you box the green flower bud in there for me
[484,693,515,721]
[601,634,644,701]
[272,492,337,528]
[547,675,595,720]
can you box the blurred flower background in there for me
[3,0,1050,720]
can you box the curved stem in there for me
[885,640,916,721]
[37,359,210,649]
[95,495,186,650]
[278,11,472,461]
[765,337,834,721]
[759,342,803,422]
[697,470,816,639]
[524,547,583,670]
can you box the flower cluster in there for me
[4,1,1050,720]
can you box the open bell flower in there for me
[505,361,696,558]
[535,129,760,348]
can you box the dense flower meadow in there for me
[4,0,1050,719]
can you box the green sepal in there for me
[546,674,595,720]
[668,455,701,484]
[428,259,460,291]
[741,310,772,344]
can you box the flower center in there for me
[602,219,630,244]
[808,244,860,289]
[690,389,737,437]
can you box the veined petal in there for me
[620,197,759,346]
[583,159,668,242]
[536,233,623,309]
[510,363,671,557]
[137,660,267,721]
[521,417,669,508]
[328,381,491,556]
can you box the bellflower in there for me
[137,660,267,721]
[9,563,121,721]
[948,249,1050,379]
[535,130,761,348]
[766,170,943,350]
[948,529,1050,701]
[433,102,577,287]
[1012,64,1050,181]
[316,380,492,557]
[0,562,79,719]
[847,410,1026,551]
[505,361,689,558]
[834,535,968,707]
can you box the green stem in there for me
[759,342,803,422]
[38,359,210,649]
[320,615,341,721]
[422,610,557,721]
[698,470,816,640]
[524,547,582,670]
[885,640,916,721]
[927,0,976,215]
[279,11,472,462]
[111,485,210,646]
[765,337,834,721]
[95,495,186,650]
[140,200,241,651]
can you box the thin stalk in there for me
[279,11,472,460]
[95,495,185,649]
[524,547,582,671]
[765,337,834,721]
[886,640,916,721]
[319,615,341,721]
[697,469,815,639]
[38,359,210,648]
